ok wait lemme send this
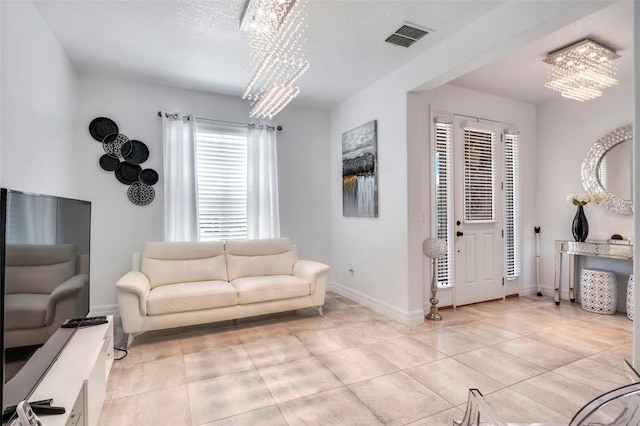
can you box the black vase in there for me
[572,205,589,242]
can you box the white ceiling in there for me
[32,0,632,109]
[448,1,633,105]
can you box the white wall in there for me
[1,1,77,197]
[277,106,332,265]
[76,74,331,312]
[537,79,633,300]
[331,79,412,321]
[330,1,603,324]
[416,85,537,305]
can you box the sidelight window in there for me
[434,118,454,288]
[504,130,520,278]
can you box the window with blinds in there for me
[504,132,520,279]
[463,127,495,222]
[434,120,453,288]
[195,122,248,241]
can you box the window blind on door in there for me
[504,131,520,278]
[463,127,495,222]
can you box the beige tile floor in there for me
[98,292,635,425]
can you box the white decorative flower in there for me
[567,192,601,207]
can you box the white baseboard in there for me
[90,304,120,317]
[328,281,424,325]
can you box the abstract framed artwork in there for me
[342,120,378,217]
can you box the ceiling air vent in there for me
[385,23,430,48]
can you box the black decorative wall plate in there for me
[124,140,149,164]
[103,133,132,158]
[139,168,159,185]
[89,117,119,142]
[115,162,142,185]
[127,182,155,206]
[99,154,120,171]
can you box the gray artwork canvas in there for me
[342,120,378,217]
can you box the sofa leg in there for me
[316,306,323,317]
[232,319,238,327]
[124,333,137,349]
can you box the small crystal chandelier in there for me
[543,39,620,102]
[240,0,309,119]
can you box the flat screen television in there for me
[0,188,91,423]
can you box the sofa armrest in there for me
[47,274,89,324]
[115,271,151,316]
[294,259,329,294]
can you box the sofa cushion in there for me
[142,242,228,288]
[5,244,77,294]
[231,275,310,304]
[4,293,48,330]
[225,238,298,281]
[147,280,237,315]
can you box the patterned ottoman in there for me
[580,268,617,315]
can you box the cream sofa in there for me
[115,238,329,342]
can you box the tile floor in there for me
[98,292,635,425]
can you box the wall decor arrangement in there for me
[89,117,158,206]
[342,120,378,217]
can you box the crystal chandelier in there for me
[543,39,620,102]
[240,0,309,119]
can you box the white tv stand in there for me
[26,317,114,426]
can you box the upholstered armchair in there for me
[3,244,89,348]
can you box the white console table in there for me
[26,317,113,426]
[554,240,633,305]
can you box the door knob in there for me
[457,231,464,237]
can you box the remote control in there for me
[31,405,65,415]
[78,317,108,327]
[30,400,52,407]
[61,316,108,328]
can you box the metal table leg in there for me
[554,251,562,305]
[569,254,576,302]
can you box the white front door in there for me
[453,117,503,306]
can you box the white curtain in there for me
[162,113,198,241]
[247,126,280,239]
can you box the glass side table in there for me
[554,240,633,305]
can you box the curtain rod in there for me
[453,113,502,125]
[157,111,282,132]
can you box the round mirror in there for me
[597,139,632,200]
[582,124,633,215]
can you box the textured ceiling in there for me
[33,0,504,108]
[32,1,632,108]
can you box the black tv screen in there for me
[0,188,91,422]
